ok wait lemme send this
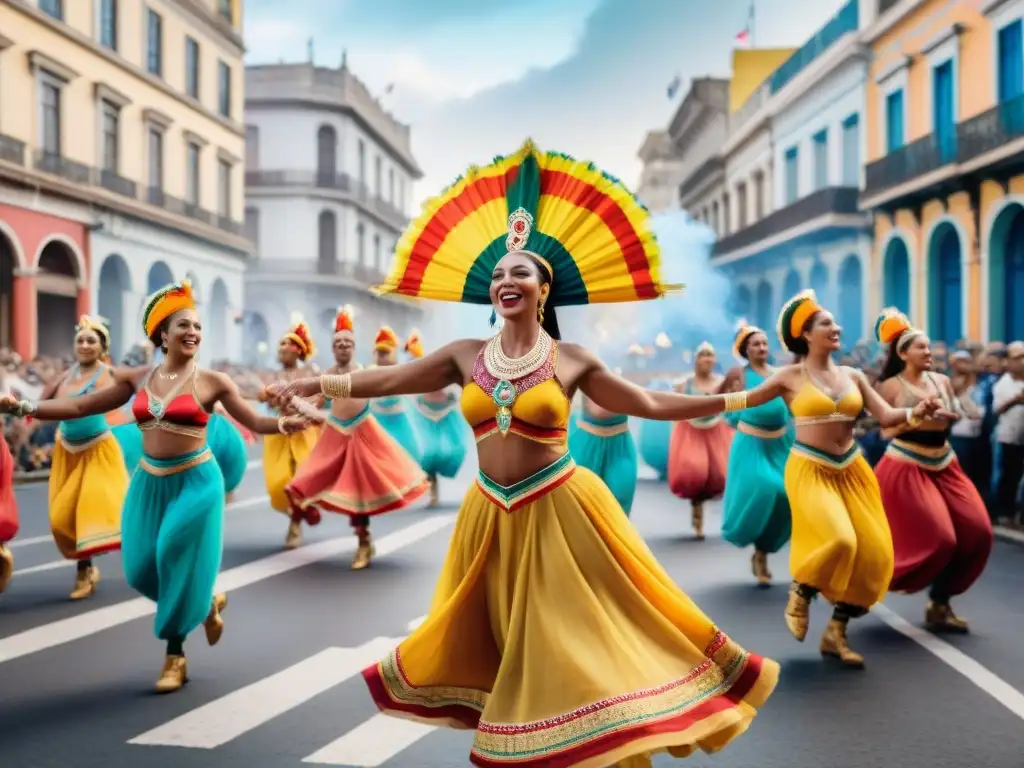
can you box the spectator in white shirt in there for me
[992,341,1024,524]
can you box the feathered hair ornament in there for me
[874,307,922,351]
[373,139,682,308]
[142,280,195,339]
[374,326,399,352]
[405,329,424,358]
[776,289,822,350]
[732,318,764,362]
[695,340,715,356]
[334,305,355,335]
[283,321,316,360]
[75,315,111,349]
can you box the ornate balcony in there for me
[712,186,863,257]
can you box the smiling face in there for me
[744,331,769,365]
[899,333,933,372]
[163,309,201,359]
[803,311,842,354]
[489,252,546,325]
[332,332,354,366]
[278,338,300,366]
[74,328,105,365]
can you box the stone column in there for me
[12,268,36,358]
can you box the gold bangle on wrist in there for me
[320,373,351,399]
[277,416,287,434]
[723,391,748,413]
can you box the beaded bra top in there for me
[790,365,863,426]
[133,363,210,438]
[460,339,570,445]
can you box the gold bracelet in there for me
[723,391,748,412]
[321,373,351,399]
[277,416,288,434]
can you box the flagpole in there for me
[750,0,756,47]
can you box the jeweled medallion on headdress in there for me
[505,207,533,252]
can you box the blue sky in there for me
[244,0,848,206]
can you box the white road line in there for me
[9,535,53,549]
[129,637,400,749]
[0,514,455,665]
[994,525,1024,545]
[872,604,1024,720]
[13,559,73,576]
[302,714,436,766]
[11,495,271,575]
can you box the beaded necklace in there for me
[475,330,555,436]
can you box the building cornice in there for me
[28,50,78,82]
[245,99,421,178]
[95,82,132,108]
[165,0,246,57]
[862,0,930,45]
[7,0,244,138]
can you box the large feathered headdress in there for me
[372,139,681,307]
[875,308,922,351]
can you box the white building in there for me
[712,0,873,346]
[636,130,685,213]
[242,61,423,367]
[672,78,730,233]
[0,0,250,362]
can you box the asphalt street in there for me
[2,444,1024,768]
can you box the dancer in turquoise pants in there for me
[569,396,638,514]
[720,323,793,586]
[405,329,469,506]
[0,279,310,693]
[370,325,423,463]
[122,447,226,642]
[638,378,673,480]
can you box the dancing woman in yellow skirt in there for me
[41,316,129,600]
[724,291,940,667]
[262,322,321,549]
[273,140,780,767]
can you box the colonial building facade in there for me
[0,0,250,361]
[863,0,1024,344]
[242,61,423,368]
[713,0,871,346]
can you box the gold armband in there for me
[723,391,748,413]
[321,373,352,400]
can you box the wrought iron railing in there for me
[711,187,863,256]
[770,0,858,94]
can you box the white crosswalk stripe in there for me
[129,637,400,749]
[302,714,437,766]
[127,630,446,766]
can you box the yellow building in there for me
[0,0,250,361]
[861,0,1024,344]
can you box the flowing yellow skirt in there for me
[364,454,778,767]
[49,433,127,559]
[785,442,894,609]
[263,427,320,512]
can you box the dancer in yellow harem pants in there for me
[785,442,894,609]
[263,427,319,512]
[264,319,322,549]
[741,289,940,668]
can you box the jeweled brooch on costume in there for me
[505,207,533,252]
